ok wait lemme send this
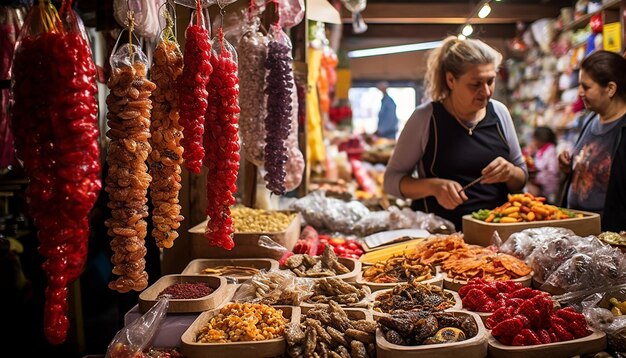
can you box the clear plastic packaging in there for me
[232,269,314,305]
[106,295,170,358]
[290,191,370,234]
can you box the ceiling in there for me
[341,0,571,48]
[339,0,572,81]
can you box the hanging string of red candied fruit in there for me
[203,28,240,250]
[10,2,101,345]
[263,27,293,196]
[178,3,212,174]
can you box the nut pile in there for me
[196,303,287,343]
[284,301,376,358]
[284,246,351,278]
[306,278,371,308]
[374,281,455,314]
[379,311,478,346]
[231,206,295,233]
[362,256,434,283]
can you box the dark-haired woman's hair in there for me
[581,50,626,101]
[533,126,557,145]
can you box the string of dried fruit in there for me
[284,77,304,191]
[105,59,154,293]
[177,9,212,174]
[203,28,240,250]
[148,30,184,249]
[263,30,293,195]
[237,20,267,167]
[11,3,101,344]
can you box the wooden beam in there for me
[342,23,518,41]
[341,3,563,24]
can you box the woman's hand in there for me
[481,156,515,184]
[558,151,572,174]
[432,179,468,210]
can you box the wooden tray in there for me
[462,209,600,247]
[188,211,301,260]
[356,269,444,292]
[138,275,228,313]
[362,229,431,252]
[487,328,607,358]
[282,257,361,282]
[181,305,299,358]
[371,287,462,315]
[442,272,532,292]
[181,258,279,281]
[376,310,488,358]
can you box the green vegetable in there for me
[471,209,492,221]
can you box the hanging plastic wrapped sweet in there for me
[284,77,305,192]
[105,8,154,294]
[341,0,367,34]
[11,0,101,344]
[277,0,305,29]
[148,1,184,249]
[238,14,268,167]
[203,2,240,250]
[263,23,293,196]
[113,0,162,39]
[178,1,212,174]
[0,6,26,172]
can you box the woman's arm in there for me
[383,103,432,197]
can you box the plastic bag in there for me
[238,16,268,167]
[212,5,246,48]
[291,191,370,234]
[232,269,314,305]
[499,227,576,260]
[278,0,305,29]
[544,242,626,292]
[113,0,163,39]
[106,295,170,358]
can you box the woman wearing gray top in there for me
[383,36,527,229]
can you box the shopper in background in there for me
[375,81,399,139]
[384,36,527,229]
[526,126,560,203]
[559,50,626,231]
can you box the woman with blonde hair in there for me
[384,36,527,228]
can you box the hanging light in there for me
[462,24,473,37]
[458,34,467,40]
[478,3,491,18]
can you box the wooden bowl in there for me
[138,274,229,313]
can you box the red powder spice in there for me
[159,282,214,299]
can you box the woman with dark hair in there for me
[527,126,560,203]
[559,50,626,231]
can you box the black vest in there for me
[411,102,510,229]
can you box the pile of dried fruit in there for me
[379,311,478,346]
[306,278,371,307]
[196,303,286,343]
[486,295,590,345]
[374,281,455,313]
[284,301,376,358]
[362,255,434,283]
[440,246,531,281]
[459,278,547,312]
[283,246,351,278]
[472,193,583,223]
